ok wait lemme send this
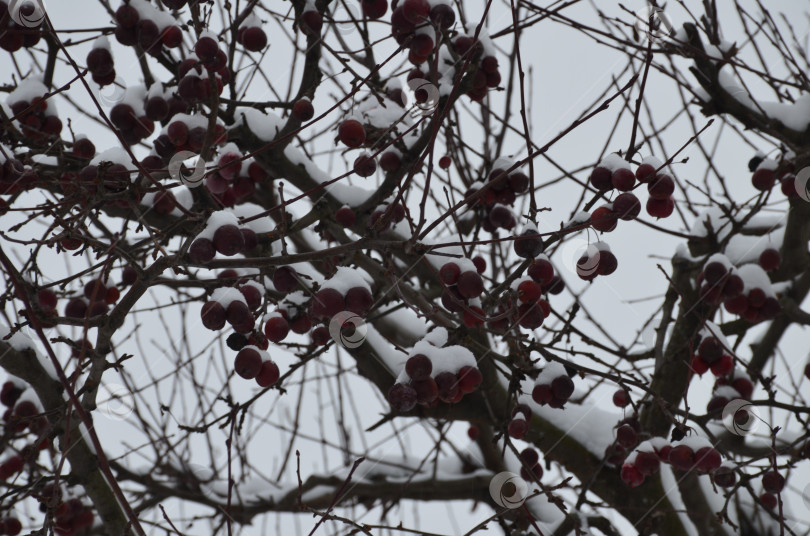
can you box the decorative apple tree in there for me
[0,0,809,535]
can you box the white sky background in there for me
[1,0,810,535]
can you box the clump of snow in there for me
[596,153,628,172]
[536,362,567,385]
[735,264,775,296]
[321,266,373,294]
[210,287,246,307]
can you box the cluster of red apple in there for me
[531,362,575,408]
[699,255,781,323]
[53,497,94,536]
[85,38,117,87]
[0,0,43,52]
[707,368,754,417]
[589,155,675,220]
[176,37,229,104]
[154,115,228,163]
[438,259,485,317]
[464,161,529,232]
[201,288,257,334]
[690,332,733,377]
[236,15,268,52]
[114,1,183,55]
[109,100,156,146]
[189,223,258,263]
[619,435,722,488]
[202,147,267,207]
[8,94,62,143]
[64,277,121,320]
[387,352,482,412]
[368,200,407,231]
[518,447,543,482]
[266,267,374,345]
[390,0,454,65]
[576,241,617,281]
[233,346,280,387]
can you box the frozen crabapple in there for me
[292,98,314,121]
[388,383,417,412]
[508,416,528,439]
[713,465,737,487]
[234,347,262,379]
[362,0,388,19]
[353,153,377,177]
[613,389,630,407]
[338,120,366,147]
[761,470,785,493]
[264,316,290,342]
[759,248,781,272]
[590,206,617,232]
[613,192,641,220]
[667,444,694,472]
[335,206,356,228]
[456,271,484,298]
[405,354,432,381]
[240,26,268,51]
[646,196,675,218]
[514,229,543,258]
[256,360,280,387]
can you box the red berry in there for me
[405,354,432,381]
[616,424,638,448]
[635,451,660,476]
[507,418,528,439]
[242,26,267,51]
[213,225,245,256]
[612,389,630,407]
[532,383,552,405]
[648,174,675,199]
[621,464,644,487]
[300,9,323,35]
[438,155,451,169]
[527,258,554,284]
[234,348,262,379]
[388,383,417,412]
[457,366,482,393]
[401,0,429,24]
[589,166,612,190]
[635,163,656,182]
[646,196,674,218]
[292,98,314,121]
[694,447,721,473]
[456,271,483,298]
[201,301,226,330]
[611,168,635,191]
[344,286,373,315]
[591,206,617,232]
[517,280,542,303]
[338,120,366,148]
[353,153,377,177]
[760,492,777,510]
[710,354,734,377]
[439,262,460,285]
[38,289,58,314]
[362,0,388,19]
[613,192,641,220]
[435,371,460,402]
[264,316,290,343]
[667,445,694,471]
[161,25,183,48]
[698,337,723,364]
[413,378,438,404]
[463,306,485,328]
[759,248,781,272]
[514,230,543,259]
[751,168,776,191]
[195,36,219,63]
[311,288,345,319]
[713,465,736,487]
[761,470,785,493]
[256,360,280,387]
[379,151,401,171]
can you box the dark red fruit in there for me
[635,451,660,475]
[646,196,674,218]
[507,418,528,439]
[292,98,314,121]
[362,0,388,19]
[353,153,377,177]
[668,445,694,471]
[264,316,290,343]
[273,266,298,293]
[752,168,776,191]
[589,166,612,190]
[456,271,483,298]
[621,464,644,487]
[613,389,630,407]
[613,192,641,220]
[345,287,373,315]
[213,225,245,256]
[311,288,345,319]
[648,174,674,200]
[439,262,460,285]
[713,465,736,487]
[242,26,268,51]
[761,470,785,493]
[234,348,262,379]
[201,301,227,330]
[694,447,721,473]
[405,354,432,381]
[457,366,482,393]
[256,360,280,387]
[759,248,781,272]
[388,383,417,412]
[514,230,543,258]
[338,120,366,148]
[616,424,638,448]
[611,168,635,191]
[591,206,617,232]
